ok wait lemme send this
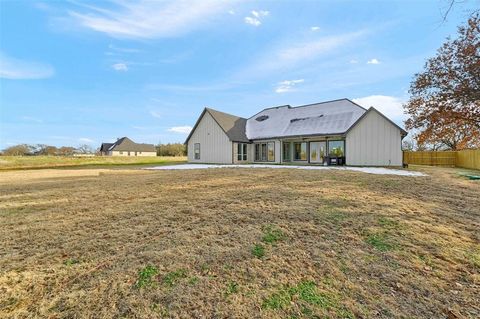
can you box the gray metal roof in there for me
[246,98,366,140]
[186,98,406,143]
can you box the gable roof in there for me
[246,98,367,140]
[346,107,408,136]
[185,108,249,144]
[186,98,407,143]
[100,143,113,152]
[103,137,156,152]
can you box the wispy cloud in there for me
[68,0,235,39]
[367,58,380,64]
[108,44,141,53]
[310,26,320,31]
[146,82,236,92]
[0,52,54,80]
[21,116,43,123]
[228,10,236,15]
[168,126,192,134]
[238,30,366,78]
[112,63,128,71]
[349,59,358,64]
[353,95,406,124]
[78,137,94,143]
[150,110,162,119]
[244,10,269,26]
[275,79,304,93]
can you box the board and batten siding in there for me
[346,110,403,166]
[187,111,233,164]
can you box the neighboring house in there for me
[185,98,407,166]
[100,137,157,156]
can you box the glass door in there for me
[310,142,326,164]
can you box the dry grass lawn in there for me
[0,156,186,170]
[0,166,479,318]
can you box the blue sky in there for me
[0,0,477,149]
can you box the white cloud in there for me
[244,9,269,26]
[228,10,235,15]
[108,44,141,53]
[0,52,54,80]
[168,126,192,134]
[367,58,380,64]
[68,0,235,39]
[311,26,320,31]
[150,110,162,119]
[266,31,365,72]
[275,79,304,93]
[349,59,358,64]
[353,95,406,124]
[244,16,261,26]
[78,137,94,143]
[251,10,269,17]
[112,63,128,71]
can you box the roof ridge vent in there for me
[290,114,324,123]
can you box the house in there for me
[100,137,157,156]
[185,98,407,166]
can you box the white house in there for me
[185,98,407,166]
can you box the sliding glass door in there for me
[294,142,307,161]
[310,142,326,164]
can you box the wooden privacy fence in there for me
[403,149,480,170]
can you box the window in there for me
[268,143,274,161]
[283,142,291,161]
[328,140,345,157]
[194,143,200,160]
[254,142,275,161]
[237,143,247,161]
[294,142,307,161]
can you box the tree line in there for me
[1,143,186,156]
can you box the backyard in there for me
[0,165,479,318]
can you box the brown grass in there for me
[0,155,186,170]
[0,166,479,318]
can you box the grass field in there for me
[0,166,479,318]
[0,155,187,170]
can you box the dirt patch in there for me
[0,166,479,318]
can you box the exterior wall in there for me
[187,112,233,164]
[110,151,157,156]
[251,139,281,164]
[346,110,403,166]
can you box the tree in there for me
[2,144,34,156]
[34,144,58,156]
[404,14,480,150]
[58,146,75,156]
[156,143,186,156]
[76,144,94,154]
